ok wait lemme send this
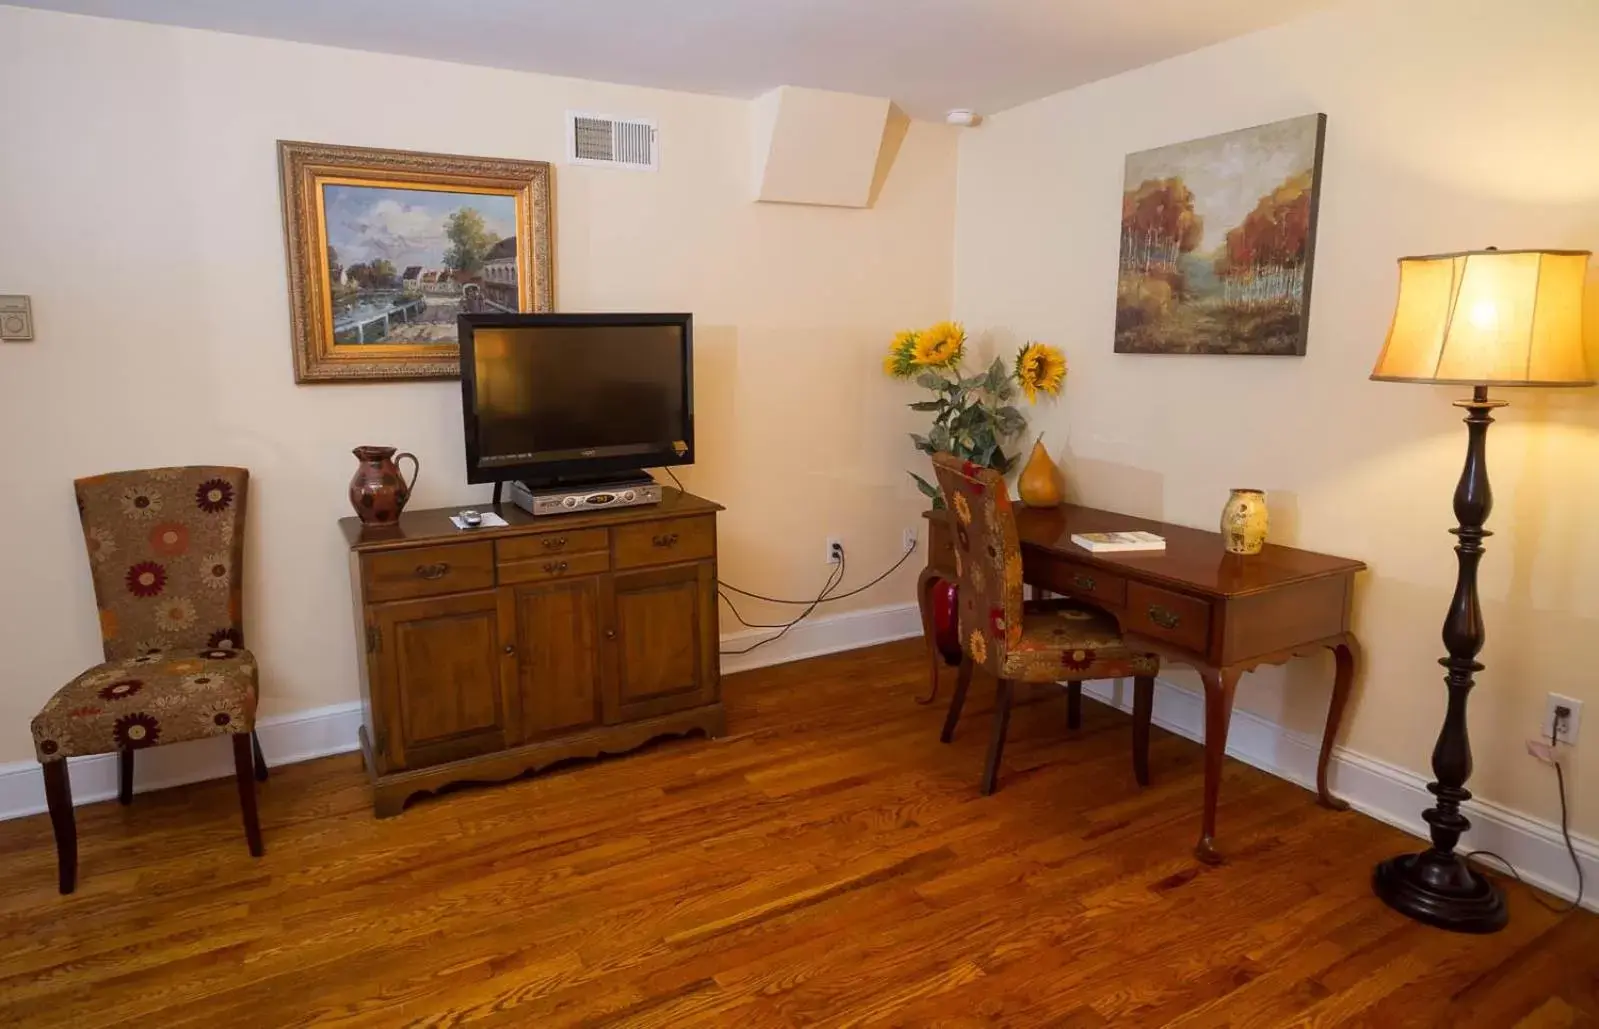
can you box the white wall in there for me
[0,6,957,763]
[955,0,1599,835]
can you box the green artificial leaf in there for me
[984,358,1008,394]
[909,471,943,504]
[909,432,933,454]
[915,371,946,391]
[995,405,1027,437]
[908,400,942,412]
[928,425,952,452]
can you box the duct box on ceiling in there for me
[752,86,891,208]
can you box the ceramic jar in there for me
[349,446,419,525]
[1221,488,1268,555]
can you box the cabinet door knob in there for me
[503,643,516,655]
[604,628,616,640]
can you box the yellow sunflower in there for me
[912,321,966,369]
[1014,342,1066,404]
[882,330,919,378]
[953,492,973,526]
[968,629,988,665]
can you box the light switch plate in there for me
[0,296,33,341]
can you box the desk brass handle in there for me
[542,560,570,574]
[652,533,679,548]
[541,537,567,549]
[1072,573,1096,592]
[415,562,450,580]
[1148,604,1181,630]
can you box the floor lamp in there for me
[1369,247,1593,933]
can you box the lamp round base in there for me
[1373,850,1507,934]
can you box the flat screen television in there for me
[458,312,693,486]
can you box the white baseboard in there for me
[0,701,366,821]
[6,602,1590,913]
[1085,676,1597,912]
[0,603,925,821]
[718,599,925,675]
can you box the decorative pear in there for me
[1017,435,1063,508]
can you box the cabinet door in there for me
[504,576,603,741]
[371,590,515,770]
[603,561,718,723]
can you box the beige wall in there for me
[0,6,956,764]
[955,0,1599,835]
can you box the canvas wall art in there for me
[1113,114,1326,356]
[278,141,552,383]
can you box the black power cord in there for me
[1464,722,1585,914]
[719,552,845,656]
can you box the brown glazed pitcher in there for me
[349,446,419,525]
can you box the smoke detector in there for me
[945,109,981,127]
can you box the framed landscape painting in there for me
[278,141,553,382]
[1114,114,1326,356]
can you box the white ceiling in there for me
[13,0,1333,120]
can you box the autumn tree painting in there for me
[1113,115,1326,356]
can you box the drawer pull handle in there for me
[652,532,680,548]
[414,562,450,580]
[1072,573,1096,592]
[541,537,567,549]
[542,560,570,574]
[1148,604,1181,630]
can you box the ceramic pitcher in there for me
[1221,488,1268,555]
[349,446,419,525]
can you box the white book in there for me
[1070,530,1166,553]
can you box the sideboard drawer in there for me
[1125,581,1211,653]
[497,528,608,564]
[499,549,611,586]
[364,542,495,603]
[614,516,716,569]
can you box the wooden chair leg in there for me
[1066,680,1083,730]
[231,734,264,858]
[42,760,77,895]
[980,679,1015,796]
[252,731,269,782]
[118,749,134,805]
[1133,675,1155,787]
[940,656,974,744]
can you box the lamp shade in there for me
[1370,248,1593,386]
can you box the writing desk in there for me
[918,503,1365,863]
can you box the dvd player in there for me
[507,476,662,517]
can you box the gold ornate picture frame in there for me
[277,141,553,383]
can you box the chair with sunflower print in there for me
[930,453,1160,796]
[30,466,266,894]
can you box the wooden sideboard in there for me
[338,489,724,816]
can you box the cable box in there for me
[507,477,662,517]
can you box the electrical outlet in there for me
[825,536,843,564]
[1543,693,1582,746]
[902,527,918,554]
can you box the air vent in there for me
[567,112,658,170]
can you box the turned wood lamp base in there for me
[1373,849,1507,934]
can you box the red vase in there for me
[932,577,962,666]
[349,445,419,525]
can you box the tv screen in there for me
[459,313,693,485]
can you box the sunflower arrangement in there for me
[883,322,1066,504]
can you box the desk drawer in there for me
[1125,581,1211,653]
[499,549,611,586]
[1050,559,1127,609]
[614,516,716,569]
[497,528,608,564]
[365,542,495,603]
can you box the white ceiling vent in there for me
[567,112,658,170]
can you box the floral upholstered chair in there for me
[930,453,1160,795]
[31,466,266,894]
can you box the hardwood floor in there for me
[1,639,1595,1027]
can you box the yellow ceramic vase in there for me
[1221,488,1268,555]
[1017,436,1063,508]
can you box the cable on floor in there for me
[719,552,845,656]
[1464,723,1585,914]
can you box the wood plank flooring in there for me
[1,639,1595,1027]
